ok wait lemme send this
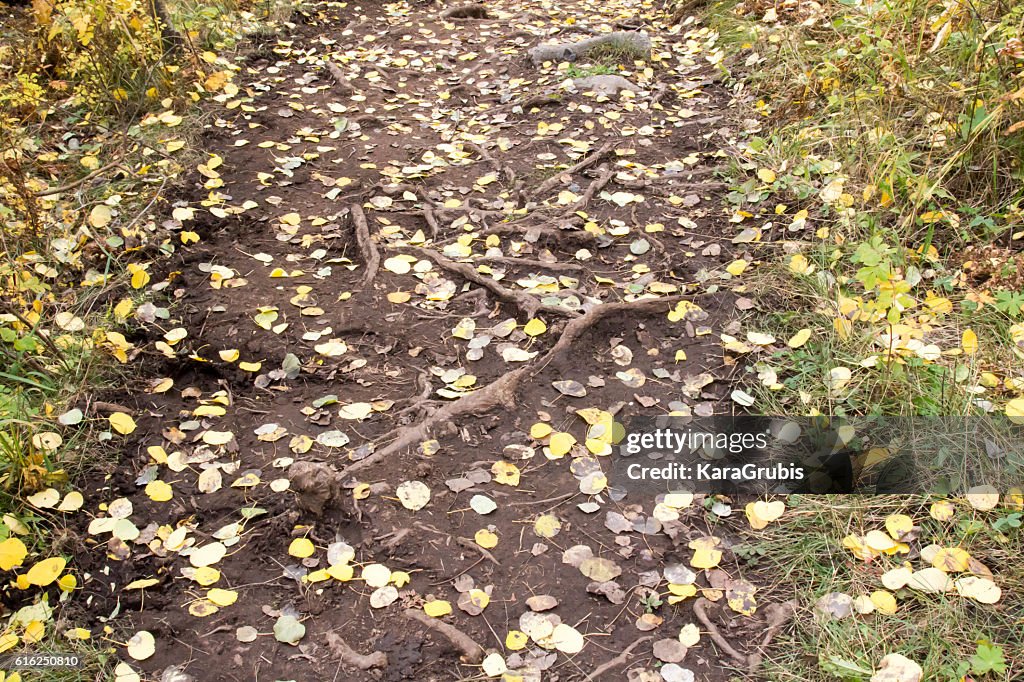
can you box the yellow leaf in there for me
[219,349,240,362]
[0,537,28,570]
[89,205,112,228]
[1006,397,1024,424]
[931,547,970,572]
[145,480,173,502]
[387,291,411,303]
[108,412,137,435]
[869,590,897,615]
[506,630,528,650]
[757,168,777,183]
[962,329,978,356]
[26,556,67,586]
[787,329,811,348]
[491,461,521,486]
[523,319,547,336]
[288,538,314,558]
[725,259,748,276]
[930,500,956,521]
[744,500,785,530]
[533,514,561,538]
[207,588,238,606]
[688,536,722,569]
[475,529,499,548]
[529,422,552,439]
[423,600,452,617]
[548,432,575,457]
[884,514,914,541]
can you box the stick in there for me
[561,167,614,216]
[585,636,653,680]
[403,608,485,663]
[33,160,126,197]
[479,255,585,273]
[351,204,380,287]
[324,632,388,669]
[455,536,500,566]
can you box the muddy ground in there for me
[67,0,791,679]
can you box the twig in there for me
[351,204,380,287]
[561,166,614,216]
[33,160,127,197]
[479,255,584,273]
[403,608,485,663]
[585,636,653,680]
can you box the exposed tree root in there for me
[403,608,485,663]
[693,597,750,668]
[455,536,501,565]
[529,141,614,200]
[440,2,489,19]
[480,255,585,273]
[324,632,388,669]
[324,62,354,96]
[561,167,614,217]
[405,246,576,319]
[341,295,684,477]
[423,204,441,240]
[585,636,653,680]
[351,204,380,287]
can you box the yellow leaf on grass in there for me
[884,514,914,541]
[870,590,898,615]
[962,329,978,356]
[1007,397,1024,424]
[787,329,811,348]
[744,500,785,530]
[726,259,748,276]
[930,500,956,521]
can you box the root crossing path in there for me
[74,0,777,680]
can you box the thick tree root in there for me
[693,597,750,668]
[585,636,653,680]
[403,608,485,663]
[351,204,380,287]
[341,295,684,477]
[405,245,576,319]
[324,632,388,669]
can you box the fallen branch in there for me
[403,608,485,663]
[693,597,749,667]
[530,141,614,200]
[405,246,575,319]
[351,204,380,288]
[585,636,653,680]
[33,160,128,197]
[324,632,388,669]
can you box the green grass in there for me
[740,496,1024,681]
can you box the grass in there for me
[700,0,1024,416]
[738,496,1024,681]
[0,0,297,669]
[663,0,1024,677]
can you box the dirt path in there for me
[73,1,774,679]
